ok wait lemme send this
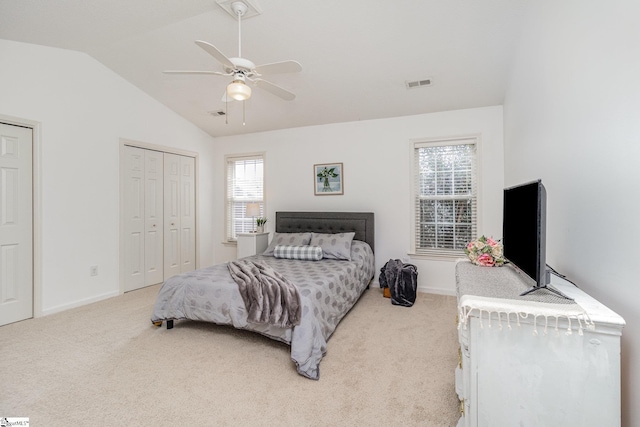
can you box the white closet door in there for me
[179,155,195,273]
[123,146,165,291]
[0,123,33,326]
[123,146,146,291]
[144,150,164,285]
[122,147,196,289]
[163,153,181,279]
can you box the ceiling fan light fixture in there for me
[227,79,252,101]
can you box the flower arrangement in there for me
[255,217,267,233]
[465,236,505,267]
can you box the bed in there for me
[151,211,375,379]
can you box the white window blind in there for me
[225,154,264,241]
[413,140,477,256]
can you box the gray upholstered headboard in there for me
[275,211,375,253]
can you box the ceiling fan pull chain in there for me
[243,100,246,126]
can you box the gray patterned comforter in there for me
[151,240,375,379]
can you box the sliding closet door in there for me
[179,155,195,273]
[123,146,146,291]
[143,150,164,285]
[163,153,196,279]
[122,146,196,289]
[163,153,181,279]
[123,146,164,291]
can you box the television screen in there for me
[502,180,548,289]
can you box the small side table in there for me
[237,232,269,259]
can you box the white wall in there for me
[0,39,216,315]
[212,106,504,295]
[503,2,640,425]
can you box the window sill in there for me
[222,240,237,247]
[407,252,465,262]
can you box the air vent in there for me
[406,78,433,89]
[210,110,226,117]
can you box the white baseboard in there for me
[417,286,456,296]
[373,281,456,297]
[39,290,120,317]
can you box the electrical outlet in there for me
[90,265,98,276]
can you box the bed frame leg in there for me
[152,321,162,327]
[166,320,174,329]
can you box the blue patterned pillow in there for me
[273,245,323,261]
[309,232,355,260]
[262,232,312,256]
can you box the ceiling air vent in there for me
[210,110,226,117]
[406,78,433,90]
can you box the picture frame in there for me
[314,163,343,195]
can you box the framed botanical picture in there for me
[314,163,343,195]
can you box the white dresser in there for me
[455,260,625,427]
[236,232,269,259]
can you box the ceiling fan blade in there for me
[254,79,296,101]
[195,40,235,69]
[254,60,302,75]
[163,70,228,76]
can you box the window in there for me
[225,154,264,241]
[412,138,477,256]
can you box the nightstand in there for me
[236,232,269,259]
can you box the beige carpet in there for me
[0,285,460,426]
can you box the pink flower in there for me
[466,241,475,251]
[486,237,498,247]
[477,253,495,267]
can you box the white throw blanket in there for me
[458,294,595,336]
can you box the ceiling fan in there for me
[163,0,302,103]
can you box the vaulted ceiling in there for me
[0,0,526,137]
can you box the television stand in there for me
[518,268,574,300]
[454,260,625,427]
[519,284,573,300]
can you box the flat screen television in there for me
[502,180,565,298]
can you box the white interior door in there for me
[163,153,181,279]
[179,155,195,273]
[123,146,145,291]
[144,150,164,285]
[0,123,33,326]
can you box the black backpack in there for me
[379,259,418,307]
